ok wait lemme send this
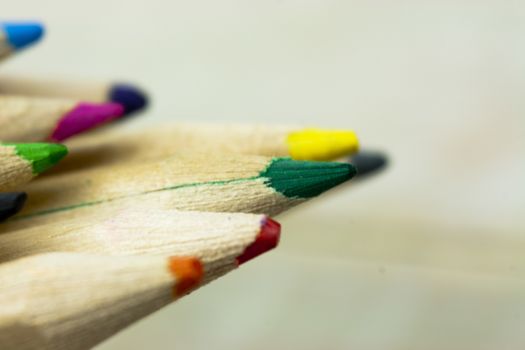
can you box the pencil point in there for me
[236,217,281,265]
[2,22,44,50]
[0,192,27,222]
[261,158,356,198]
[50,102,124,141]
[169,257,203,297]
[351,150,388,178]
[287,128,359,161]
[11,142,68,174]
[109,84,148,116]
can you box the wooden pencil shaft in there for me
[0,205,265,264]
[0,253,187,349]
[0,95,75,141]
[17,154,305,218]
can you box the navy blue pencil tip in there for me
[109,84,149,117]
[2,22,45,50]
[350,151,388,179]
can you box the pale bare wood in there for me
[0,95,76,141]
[46,123,293,175]
[0,144,34,190]
[0,204,265,264]
[0,74,109,101]
[0,247,250,350]
[16,153,303,219]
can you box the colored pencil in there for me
[0,203,277,263]
[0,22,43,60]
[0,95,124,142]
[0,192,26,222]
[350,150,388,179]
[15,154,355,219]
[44,123,359,175]
[0,142,67,191]
[0,74,148,116]
[0,221,278,349]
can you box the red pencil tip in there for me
[236,217,281,266]
[169,257,204,297]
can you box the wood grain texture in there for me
[17,153,303,219]
[0,204,265,265]
[47,123,293,175]
[0,254,197,349]
[0,145,34,190]
[0,95,75,141]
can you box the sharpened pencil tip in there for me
[351,150,388,178]
[109,84,149,116]
[236,217,281,265]
[169,257,203,297]
[1,22,44,50]
[261,158,356,198]
[10,142,68,174]
[50,102,124,141]
[287,128,359,161]
[0,192,27,222]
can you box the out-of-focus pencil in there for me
[0,95,124,142]
[0,192,26,222]
[350,150,388,179]
[0,222,279,349]
[16,154,355,218]
[0,74,148,116]
[44,123,359,175]
[0,22,43,60]
[0,204,278,264]
[0,142,67,190]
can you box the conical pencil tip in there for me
[11,142,68,174]
[50,102,124,141]
[0,192,27,222]
[236,217,281,266]
[287,128,359,161]
[169,257,204,297]
[261,158,357,198]
[2,22,44,50]
[109,83,149,116]
[351,150,388,178]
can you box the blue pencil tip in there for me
[109,84,149,117]
[2,22,44,50]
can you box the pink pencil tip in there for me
[49,102,124,141]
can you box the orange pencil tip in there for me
[169,257,204,297]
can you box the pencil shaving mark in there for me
[168,257,203,297]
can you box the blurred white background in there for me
[3,1,525,349]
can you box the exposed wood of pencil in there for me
[0,95,75,141]
[46,122,359,175]
[0,254,202,350]
[15,153,353,220]
[0,204,267,264]
[0,74,109,101]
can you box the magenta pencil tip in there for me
[49,102,124,141]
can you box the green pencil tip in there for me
[10,142,68,174]
[260,158,356,198]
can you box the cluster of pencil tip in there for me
[0,21,387,349]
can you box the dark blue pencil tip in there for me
[109,84,149,117]
[350,150,388,179]
[2,22,44,50]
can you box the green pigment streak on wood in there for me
[17,157,355,219]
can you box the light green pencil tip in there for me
[10,142,68,174]
[260,158,356,198]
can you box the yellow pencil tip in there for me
[286,128,360,161]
